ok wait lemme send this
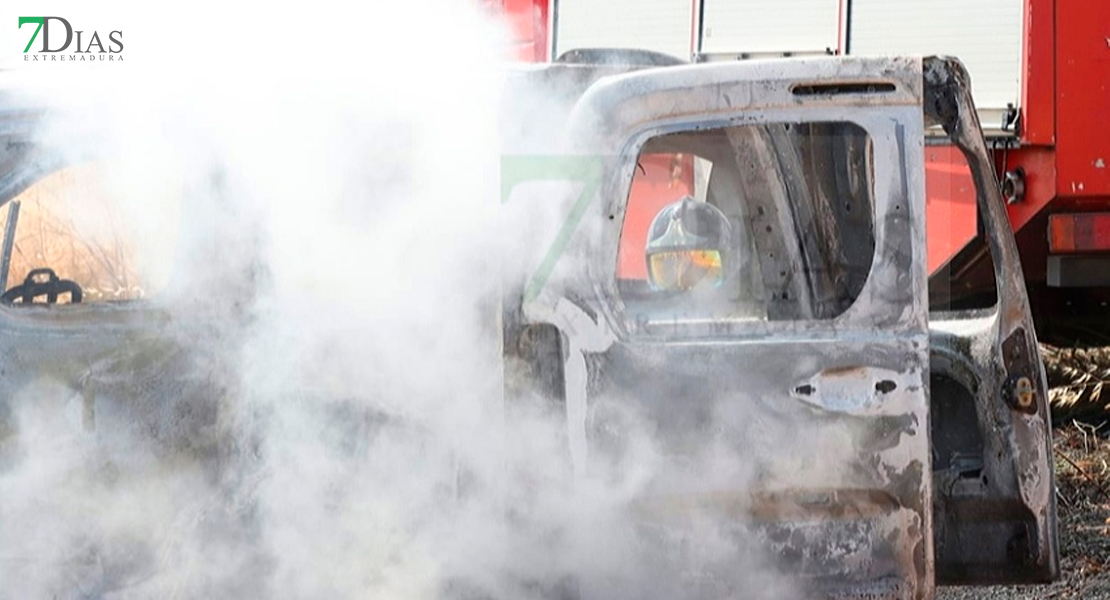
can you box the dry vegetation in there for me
[4,165,147,303]
[1049,423,1110,597]
[1039,346,1110,598]
[1046,344,1110,425]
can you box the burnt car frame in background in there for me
[503,55,1057,598]
[0,55,1058,599]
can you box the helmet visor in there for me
[647,249,723,291]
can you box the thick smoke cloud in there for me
[0,1,801,598]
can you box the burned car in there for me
[501,55,1058,598]
[0,54,1056,599]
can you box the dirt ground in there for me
[938,422,1110,599]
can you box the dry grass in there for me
[1050,424,1110,595]
[4,165,147,303]
[1044,344,1110,426]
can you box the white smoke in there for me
[0,1,804,598]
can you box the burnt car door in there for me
[923,58,1059,585]
[510,57,936,599]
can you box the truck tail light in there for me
[1048,213,1110,253]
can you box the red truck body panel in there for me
[487,0,549,61]
[925,146,977,274]
[1053,0,1110,200]
[930,0,1110,282]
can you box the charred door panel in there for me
[508,57,936,599]
[924,56,1058,584]
[584,340,931,595]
